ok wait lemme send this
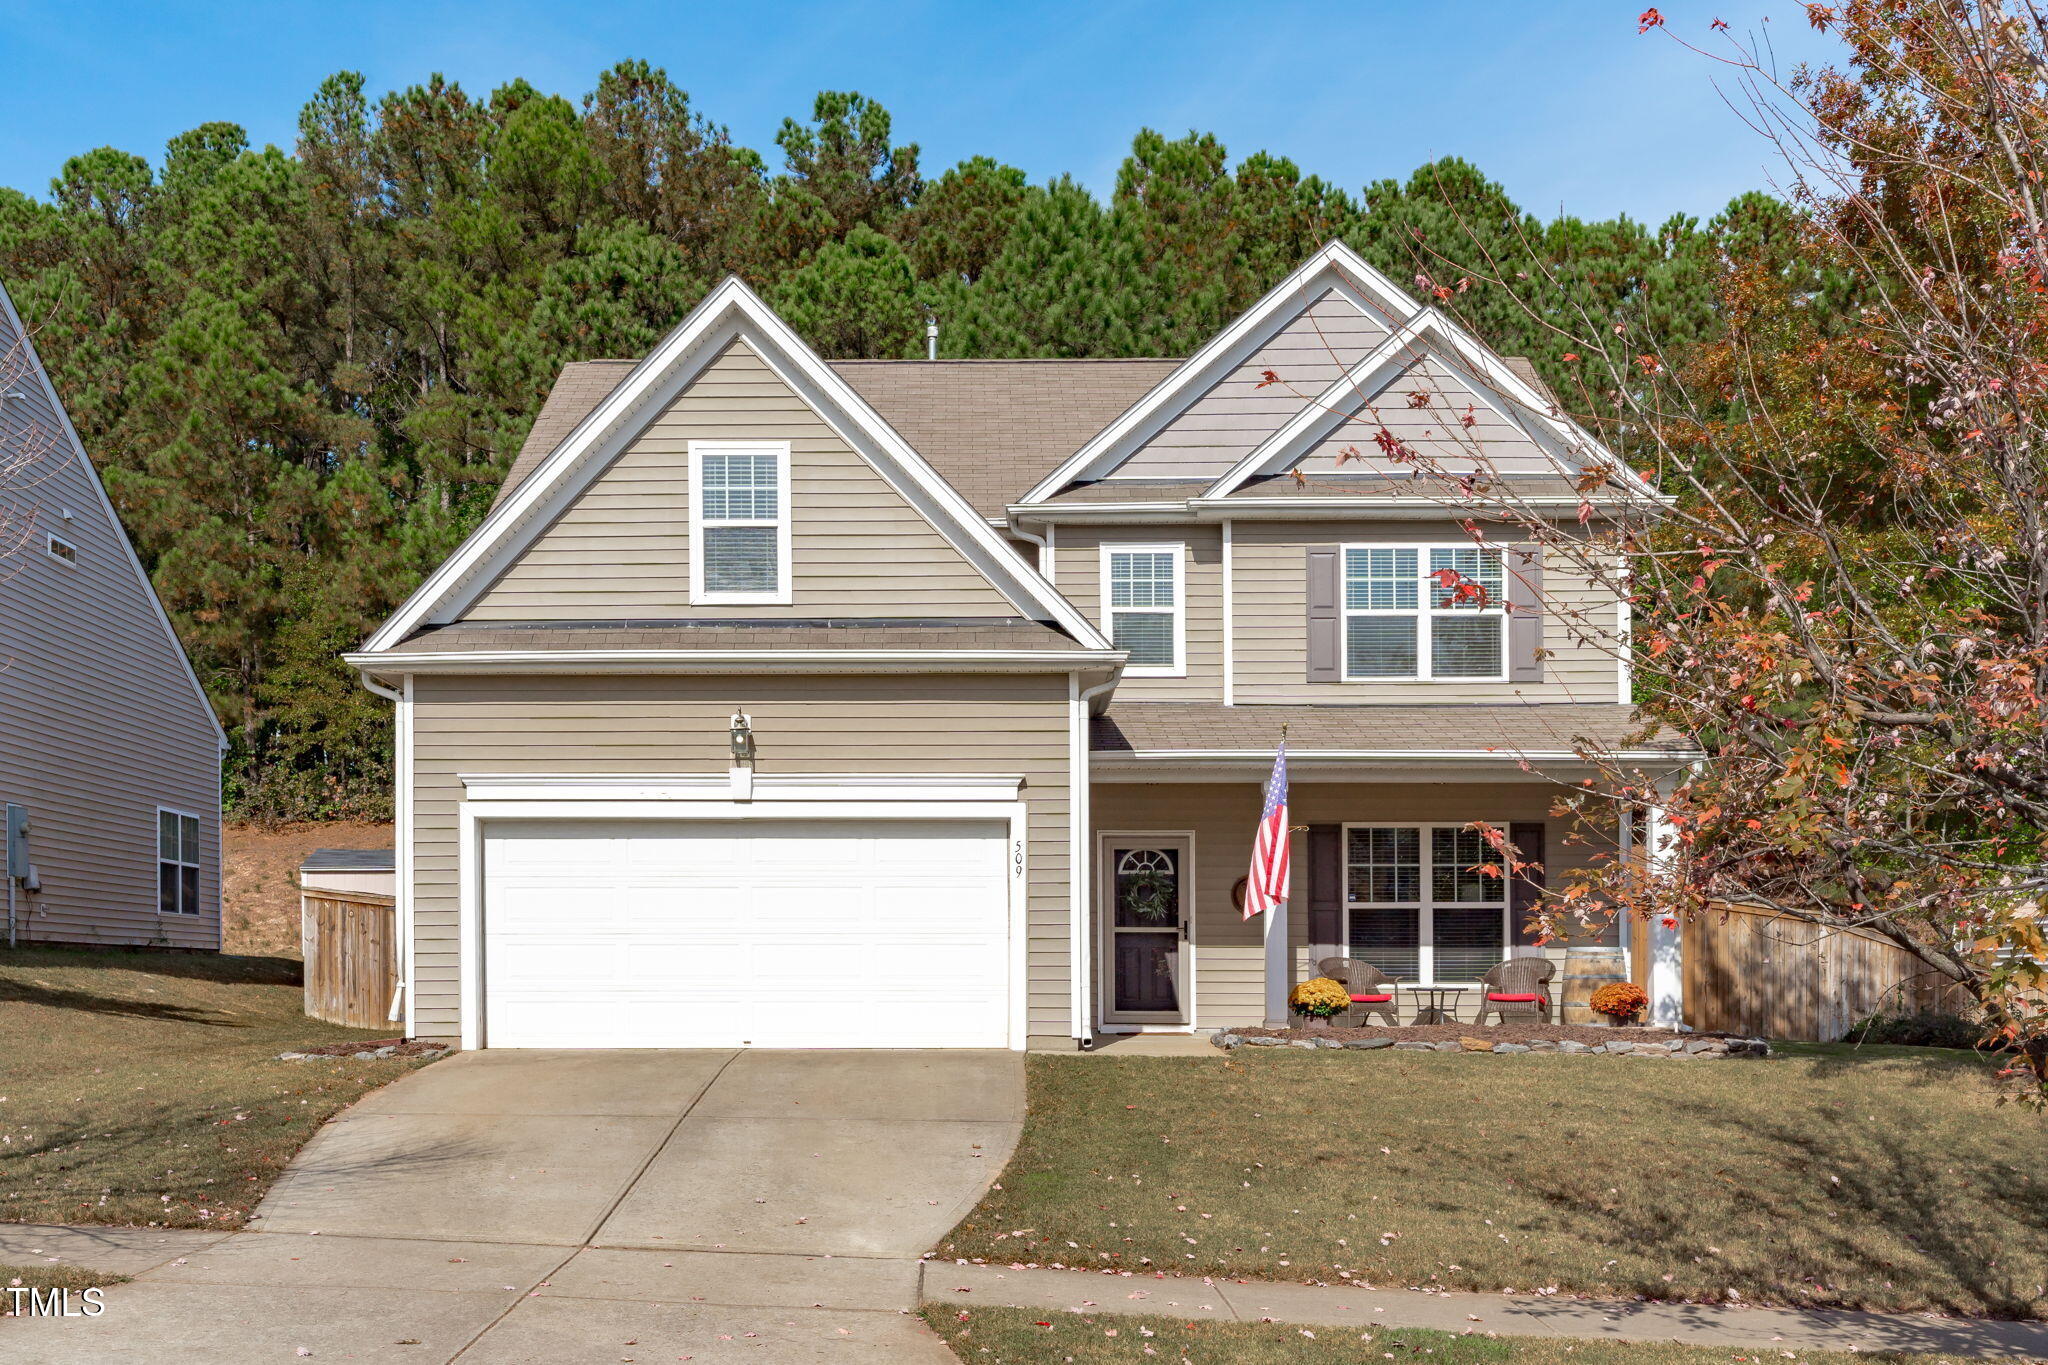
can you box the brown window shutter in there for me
[1306,548,1341,682]
[1508,821,1546,946]
[1307,824,1343,964]
[1506,545,1545,683]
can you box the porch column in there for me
[1642,787,1684,1028]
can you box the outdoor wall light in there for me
[729,708,756,767]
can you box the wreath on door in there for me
[1116,850,1178,922]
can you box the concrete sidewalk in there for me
[923,1262,2048,1359]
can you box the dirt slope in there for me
[223,821,393,958]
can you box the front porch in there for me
[1085,776,1667,1039]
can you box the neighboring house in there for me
[0,282,225,950]
[347,242,1700,1051]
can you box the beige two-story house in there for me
[1,280,225,950]
[348,242,1697,1051]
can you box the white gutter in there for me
[1094,747,1704,764]
[345,648,1126,676]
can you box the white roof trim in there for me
[346,648,1124,676]
[0,282,226,749]
[1197,309,1445,497]
[1017,240,1426,502]
[363,276,1111,653]
[1200,292,1657,502]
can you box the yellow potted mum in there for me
[1289,976,1352,1031]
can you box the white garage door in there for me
[481,818,1011,1048]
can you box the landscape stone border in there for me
[1211,1033,1771,1058]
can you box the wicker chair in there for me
[1474,957,1556,1026]
[1315,956,1400,1028]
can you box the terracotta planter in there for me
[1304,1016,1332,1032]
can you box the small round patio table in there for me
[1402,985,1470,1026]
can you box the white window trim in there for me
[1338,542,1508,683]
[1340,820,1512,985]
[46,533,77,566]
[155,805,203,916]
[1100,541,1187,679]
[689,439,792,605]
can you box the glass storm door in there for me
[1103,838,1190,1024]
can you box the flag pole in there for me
[1262,723,1292,1028]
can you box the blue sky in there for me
[0,1,1839,223]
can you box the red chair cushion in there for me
[1487,993,1544,1002]
[1349,994,1393,1003]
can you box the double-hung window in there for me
[1341,544,1506,681]
[1344,822,1508,984]
[691,441,791,604]
[1102,544,1184,677]
[158,809,202,916]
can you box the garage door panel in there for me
[481,818,1011,1049]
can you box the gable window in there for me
[46,534,77,565]
[157,809,202,915]
[1341,544,1505,681]
[691,441,791,604]
[1344,822,1508,984]
[1102,544,1185,677]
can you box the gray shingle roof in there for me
[491,356,1179,518]
[493,360,639,511]
[385,618,1085,655]
[300,848,396,873]
[1091,702,1693,756]
[833,358,1179,517]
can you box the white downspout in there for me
[359,671,412,1033]
[1011,519,1052,579]
[1221,519,1235,707]
[1071,671,1117,1047]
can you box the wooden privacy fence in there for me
[1680,902,1971,1041]
[302,889,398,1029]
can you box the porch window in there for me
[1341,544,1506,681]
[1102,544,1185,677]
[691,441,791,603]
[1343,822,1506,983]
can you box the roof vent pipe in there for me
[925,313,939,361]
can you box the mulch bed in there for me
[1231,1021,1743,1045]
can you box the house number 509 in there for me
[1013,840,1025,876]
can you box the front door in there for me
[1099,833,1192,1026]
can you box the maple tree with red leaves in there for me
[1299,1,2048,1088]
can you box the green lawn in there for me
[0,946,433,1229]
[921,1306,1978,1365]
[938,1046,2048,1318]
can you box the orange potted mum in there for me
[1589,981,1649,1026]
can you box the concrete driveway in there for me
[3,1049,1023,1362]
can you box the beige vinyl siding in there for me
[1091,781,1619,1030]
[1117,290,1390,480]
[1293,355,1561,475]
[408,672,1073,1044]
[1052,526,1222,702]
[463,340,1017,621]
[0,297,221,949]
[1231,520,1620,704]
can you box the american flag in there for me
[1243,742,1290,920]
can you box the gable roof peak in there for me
[362,274,1111,653]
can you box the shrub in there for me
[1847,1011,1983,1050]
[1589,980,1649,1019]
[1289,977,1352,1019]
